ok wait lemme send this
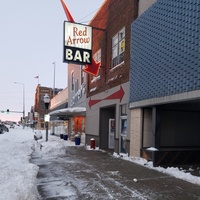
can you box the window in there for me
[120,104,127,116]
[71,71,74,91]
[81,66,85,85]
[111,28,125,68]
[75,79,78,93]
[94,49,101,63]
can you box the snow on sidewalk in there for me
[0,126,200,200]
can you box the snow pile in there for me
[37,133,83,158]
[113,152,200,186]
[0,127,39,200]
[39,138,67,157]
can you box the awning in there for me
[48,107,86,118]
[49,102,68,112]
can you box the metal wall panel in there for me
[130,0,200,103]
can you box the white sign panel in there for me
[44,114,50,122]
[63,21,92,64]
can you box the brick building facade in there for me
[87,0,138,95]
[34,84,53,130]
[86,0,138,154]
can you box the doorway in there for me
[99,106,115,149]
[119,116,127,153]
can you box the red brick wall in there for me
[87,0,138,97]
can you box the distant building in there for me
[48,63,87,139]
[34,84,62,129]
[67,64,87,139]
[48,87,68,135]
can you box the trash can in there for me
[75,135,81,145]
[63,134,68,140]
[90,138,95,149]
[60,134,63,139]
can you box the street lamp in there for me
[14,82,25,126]
[44,93,50,141]
[52,62,56,97]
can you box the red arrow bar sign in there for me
[60,0,101,77]
[89,86,125,108]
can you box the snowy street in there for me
[0,127,200,200]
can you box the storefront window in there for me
[119,104,127,153]
[111,27,125,68]
[72,116,86,134]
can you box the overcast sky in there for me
[0,0,104,122]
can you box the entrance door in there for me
[119,116,127,153]
[99,106,115,149]
[108,119,115,149]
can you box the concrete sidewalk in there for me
[31,145,200,200]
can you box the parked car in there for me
[0,126,3,134]
[0,124,9,133]
[10,124,15,129]
[3,124,9,132]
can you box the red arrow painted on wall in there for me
[89,86,125,108]
[60,0,101,77]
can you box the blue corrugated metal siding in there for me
[130,0,200,103]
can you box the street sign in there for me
[44,114,50,122]
[63,21,92,65]
[61,0,101,76]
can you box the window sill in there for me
[110,61,125,72]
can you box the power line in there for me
[77,8,99,23]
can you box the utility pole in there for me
[53,62,56,97]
